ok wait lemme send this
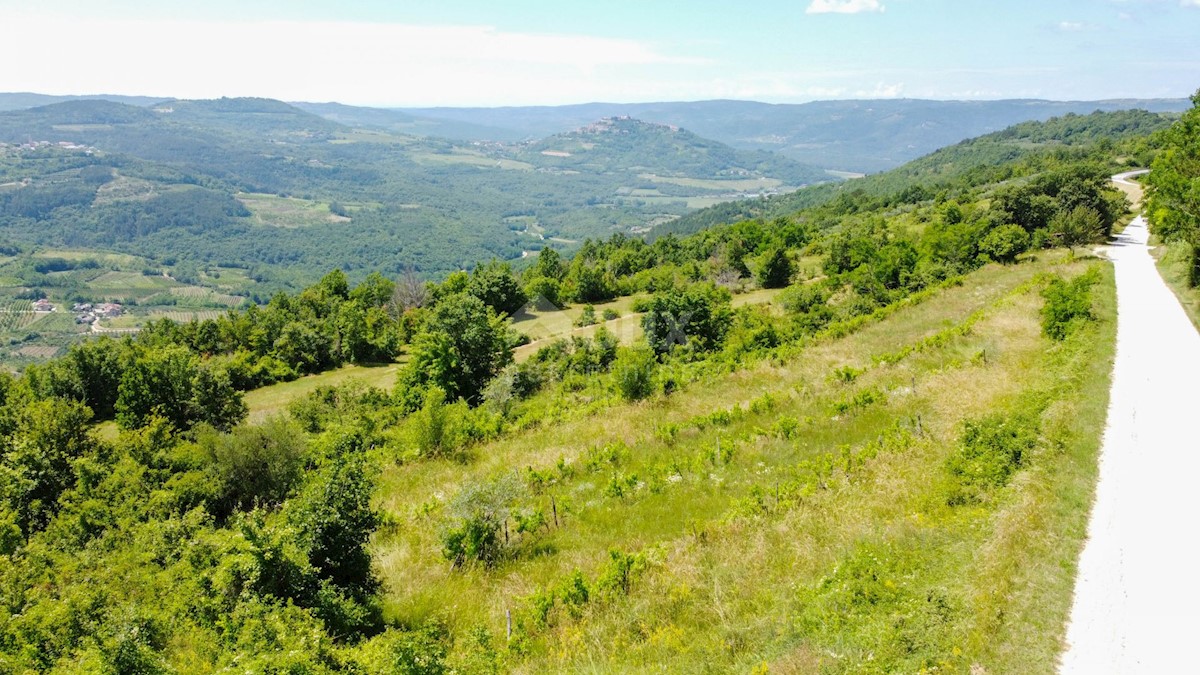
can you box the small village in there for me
[70,301,124,324]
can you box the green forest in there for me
[2,100,1194,671]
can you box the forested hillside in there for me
[654,108,1172,239]
[0,108,1161,671]
[0,98,824,285]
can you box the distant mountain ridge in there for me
[394,98,1191,172]
[2,92,1189,174]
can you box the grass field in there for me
[88,271,174,290]
[369,252,1115,672]
[242,362,404,423]
[412,151,534,171]
[238,193,352,228]
[639,173,785,191]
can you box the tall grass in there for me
[369,254,1115,672]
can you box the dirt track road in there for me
[1059,214,1200,673]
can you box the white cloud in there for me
[0,12,708,106]
[1057,21,1087,31]
[1183,0,1200,8]
[855,82,904,98]
[806,0,886,15]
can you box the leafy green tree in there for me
[197,417,306,517]
[979,224,1031,264]
[533,247,566,280]
[288,447,379,596]
[1147,90,1200,285]
[641,283,733,356]
[468,260,527,317]
[350,271,395,307]
[115,346,245,431]
[6,397,94,532]
[398,293,513,407]
[1050,205,1106,256]
[116,347,198,431]
[756,246,794,288]
[568,263,617,303]
[190,366,248,432]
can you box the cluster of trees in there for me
[1147,91,1200,285]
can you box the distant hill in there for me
[292,101,527,142]
[517,116,828,185]
[0,98,828,284]
[0,92,169,111]
[393,98,1192,173]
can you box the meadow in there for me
[369,252,1115,672]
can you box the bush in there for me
[1040,270,1097,340]
[777,283,829,315]
[945,413,1039,502]
[612,347,656,401]
[979,224,1030,264]
[574,304,598,327]
[441,477,520,568]
[641,283,732,355]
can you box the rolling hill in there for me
[0,98,828,297]
[393,97,1191,173]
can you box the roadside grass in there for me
[1152,240,1200,331]
[370,251,1111,671]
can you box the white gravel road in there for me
[1059,214,1200,673]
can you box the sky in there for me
[0,0,1197,107]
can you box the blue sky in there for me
[0,0,1197,106]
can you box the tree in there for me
[756,246,794,288]
[468,260,527,317]
[115,346,245,431]
[641,283,733,356]
[397,293,512,407]
[1050,206,1106,256]
[6,398,94,532]
[198,417,306,518]
[1147,90,1200,285]
[288,449,379,596]
[979,224,1031,264]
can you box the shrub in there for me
[612,347,656,401]
[441,477,520,568]
[1040,270,1097,340]
[778,283,829,315]
[574,304,598,327]
[756,246,794,288]
[945,413,1039,503]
